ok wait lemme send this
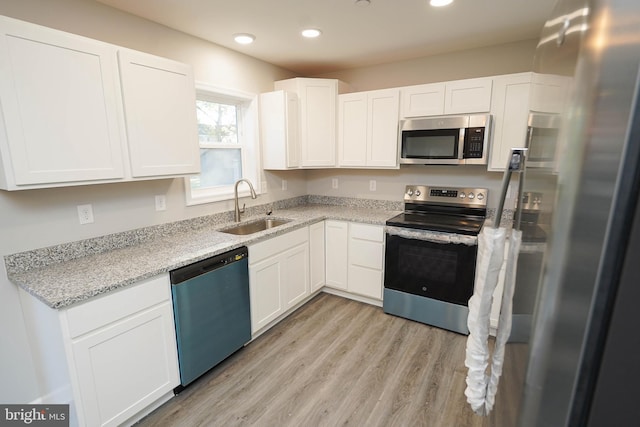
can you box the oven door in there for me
[384,233,477,306]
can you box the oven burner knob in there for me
[422,286,427,292]
[468,192,475,200]
[459,192,466,199]
[477,193,484,201]
[406,189,414,196]
[415,190,421,196]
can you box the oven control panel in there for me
[404,185,488,207]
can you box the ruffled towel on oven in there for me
[464,226,506,416]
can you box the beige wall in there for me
[316,38,538,91]
[0,0,535,404]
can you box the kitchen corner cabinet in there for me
[274,78,339,167]
[400,77,492,118]
[325,220,384,301]
[259,90,299,169]
[118,49,200,177]
[248,227,310,334]
[488,73,532,171]
[18,275,179,427]
[338,88,400,168]
[0,16,199,190]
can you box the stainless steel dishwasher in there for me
[170,246,251,391]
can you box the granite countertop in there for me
[6,202,400,310]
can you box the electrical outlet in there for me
[332,178,339,189]
[369,180,377,191]
[261,181,268,193]
[77,204,94,225]
[155,195,167,212]
[282,179,288,191]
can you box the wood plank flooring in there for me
[137,293,528,427]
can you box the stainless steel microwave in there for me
[399,114,492,165]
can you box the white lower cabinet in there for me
[19,275,180,427]
[325,220,348,290]
[249,227,310,335]
[309,221,326,292]
[325,220,384,301]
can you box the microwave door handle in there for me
[458,128,466,159]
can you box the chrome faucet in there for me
[234,178,258,222]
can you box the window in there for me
[185,83,261,205]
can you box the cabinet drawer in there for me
[350,223,384,242]
[249,226,308,264]
[349,238,384,270]
[65,275,171,338]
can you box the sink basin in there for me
[220,218,291,235]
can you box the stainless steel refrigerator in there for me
[494,0,640,425]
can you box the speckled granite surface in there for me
[5,196,401,309]
[5,195,512,310]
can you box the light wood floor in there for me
[137,293,528,427]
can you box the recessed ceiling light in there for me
[233,33,255,44]
[301,28,322,38]
[430,0,453,6]
[355,0,371,6]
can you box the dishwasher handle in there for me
[170,246,248,285]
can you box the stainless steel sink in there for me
[220,218,291,235]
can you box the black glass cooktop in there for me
[386,212,485,236]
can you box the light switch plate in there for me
[369,180,377,191]
[332,178,339,189]
[282,179,288,191]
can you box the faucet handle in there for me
[240,203,246,214]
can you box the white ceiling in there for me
[94,0,557,75]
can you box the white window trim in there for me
[185,82,262,206]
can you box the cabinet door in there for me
[299,79,337,167]
[400,83,445,117]
[283,242,310,309]
[338,93,367,166]
[325,220,348,290]
[367,89,400,168]
[260,90,299,169]
[118,49,200,177]
[71,302,179,427]
[0,16,125,187]
[444,77,493,114]
[488,73,531,171]
[249,256,283,333]
[348,223,384,300]
[309,221,326,292]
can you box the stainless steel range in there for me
[383,185,488,334]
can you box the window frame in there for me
[184,82,262,206]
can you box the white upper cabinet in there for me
[400,77,492,118]
[274,78,339,168]
[0,16,125,189]
[0,16,200,190]
[400,83,445,117]
[260,90,299,170]
[118,49,200,177]
[444,77,493,114]
[489,73,532,171]
[338,88,399,168]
